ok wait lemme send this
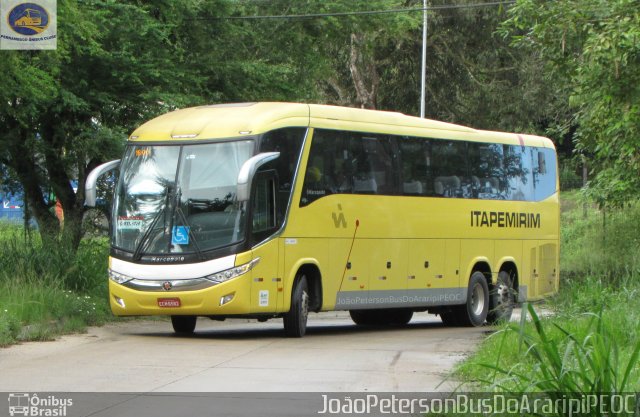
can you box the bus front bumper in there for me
[108,276,252,316]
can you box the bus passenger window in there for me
[332,162,353,193]
[434,175,461,197]
[300,130,337,206]
[503,145,533,201]
[533,147,557,201]
[399,137,430,196]
[469,142,505,199]
[352,152,377,194]
[431,140,467,198]
[352,134,396,195]
[303,161,332,203]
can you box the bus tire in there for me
[349,310,376,326]
[458,271,490,327]
[171,315,196,334]
[283,275,309,337]
[387,308,413,325]
[487,271,515,324]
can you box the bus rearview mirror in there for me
[85,159,121,207]
[236,152,280,202]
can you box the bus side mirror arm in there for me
[85,159,120,207]
[237,152,280,202]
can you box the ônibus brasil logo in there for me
[8,393,73,416]
[7,3,50,36]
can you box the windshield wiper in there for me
[132,186,172,261]
[171,187,205,261]
[132,206,165,261]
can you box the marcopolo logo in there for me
[7,393,73,417]
[1,0,57,50]
[7,3,50,36]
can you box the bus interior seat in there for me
[403,180,423,195]
[434,176,460,196]
[483,177,499,190]
[511,189,526,201]
[353,177,378,193]
[373,170,393,193]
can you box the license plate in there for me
[158,298,181,308]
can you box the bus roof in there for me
[129,102,554,149]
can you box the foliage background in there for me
[0,0,637,258]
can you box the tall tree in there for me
[220,0,420,109]
[501,0,640,206]
[0,0,213,250]
[221,0,558,134]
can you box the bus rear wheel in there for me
[440,272,489,327]
[171,315,196,334]
[283,275,309,337]
[487,271,515,324]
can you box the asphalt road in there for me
[0,312,487,393]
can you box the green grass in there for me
[0,223,113,346]
[561,192,640,282]
[455,192,640,400]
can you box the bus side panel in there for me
[538,240,558,297]
[445,239,461,289]
[282,237,328,313]
[522,241,539,300]
[460,240,495,283]
[494,239,523,290]
[329,238,371,310]
[407,239,445,290]
[367,239,408,295]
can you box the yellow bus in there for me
[85,102,559,337]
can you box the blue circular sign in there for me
[8,3,50,36]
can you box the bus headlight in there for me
[108,269,134,284]
[205,258,260,284]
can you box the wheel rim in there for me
[496,282,511,307]
[471,283,485,316]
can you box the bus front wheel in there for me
[283,275,309,337]
[461,271,489,326]
[171,315,196,334]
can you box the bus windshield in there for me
[112,140,255,257]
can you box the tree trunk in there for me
[7,126,61,248]
[349,33,378,110]
[41,117,86,252]
[5,117,87,253]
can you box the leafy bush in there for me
[0,222,112,346]
[479,305,639,395]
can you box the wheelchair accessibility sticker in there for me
[172,226,190,245]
